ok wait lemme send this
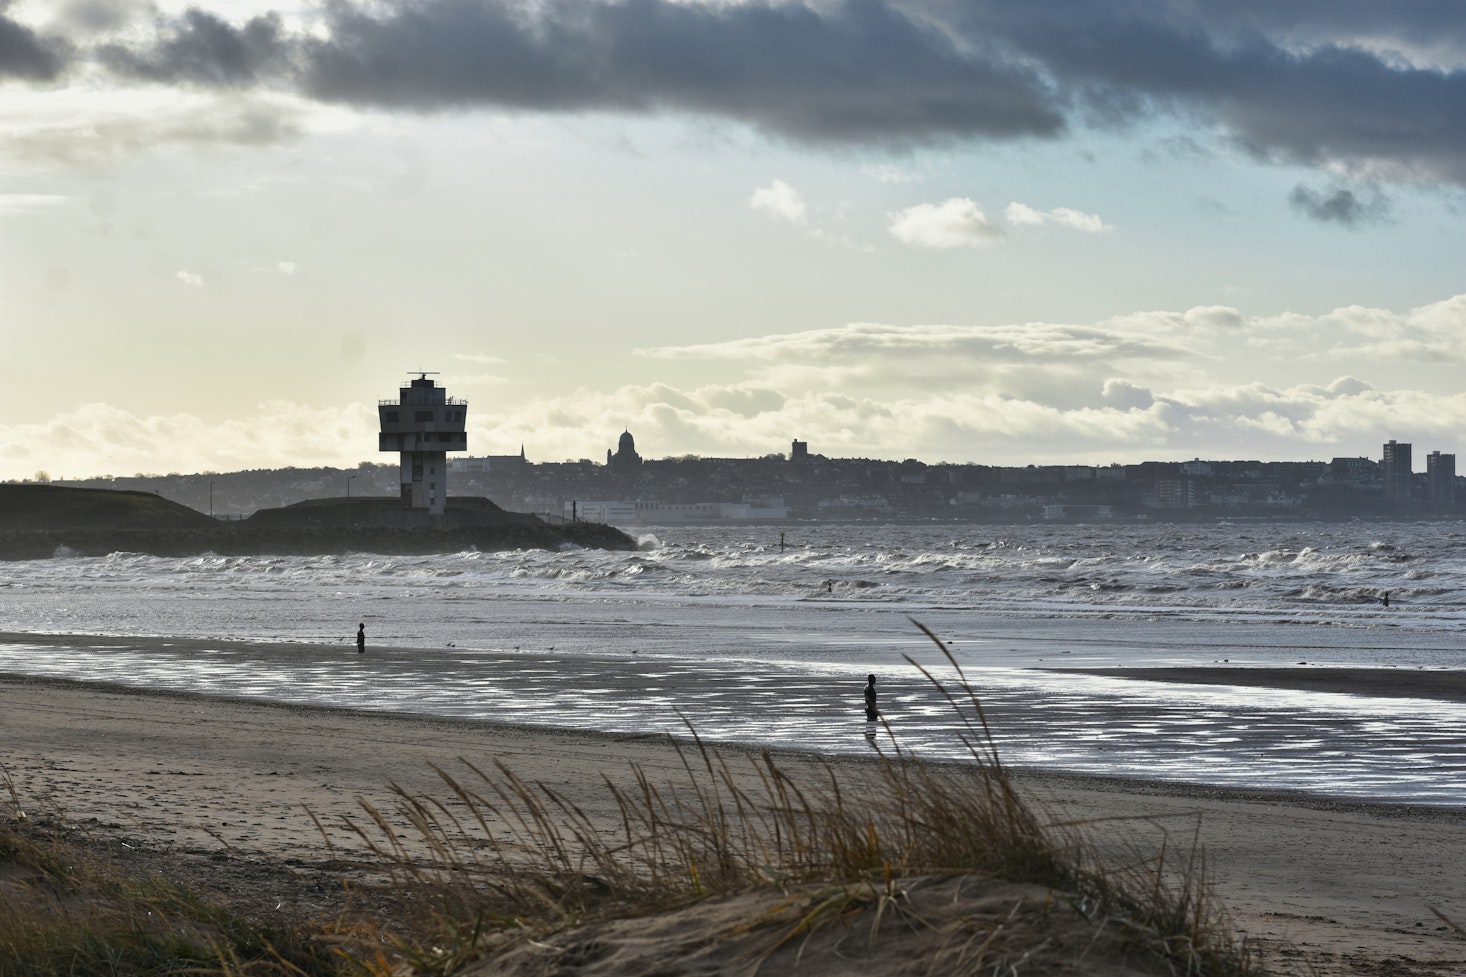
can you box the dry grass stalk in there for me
[331,623,1260,976]
[0,622,1262,976]
[0,771,338,977]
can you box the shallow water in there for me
[3,521,1465,805]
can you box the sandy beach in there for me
[2,673,1464,976]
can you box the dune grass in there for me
[0,622,1263,975]
[324,622,1261,976]
[0,776,339,977]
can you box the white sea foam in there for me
[2,521,1465,804]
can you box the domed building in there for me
[607,429,643,476]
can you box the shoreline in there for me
[3,674,1466,974]
[1043,664,1466,703]
[6,632,1466,811]
[2,667,1459,822]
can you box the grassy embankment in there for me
[0,484,635,558]
[0,627,1261,976]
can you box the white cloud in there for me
[1102,379,1155,410]
[176,269,204,287]
[8,369,1466,481]
[888,198,1004,248]
[473,373,1466,470]
[861,163,921,184]
[1326,376,1372,397]
[640,320,1189,367]
[748,179,807,225]
[747,179,870,250]
[0,87,352,170]
[1004,202,1045,226]
[1005,202,1111,233]
[0,401,380,479]
[276,260,297,275]
[0,193,67,213]
[11,294,1466,479]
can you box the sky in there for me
[3,0,1466,480]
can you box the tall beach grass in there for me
[0,622,1263,975]
[330,622,1260,975]
[0,774,338,977]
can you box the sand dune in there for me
[2,675,1463,975]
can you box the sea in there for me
[2,521,1464,806]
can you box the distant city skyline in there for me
[42,442,1456,525]
[5,2,1466,481]
[18,430,1454,483]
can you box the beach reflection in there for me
[3,639,1464,806]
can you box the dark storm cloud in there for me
[91,0,1066,147]
[302,0,1064,146]
[99,9,291,87]
[1288,184,1391,227]
[0,9,69,80]
[968,1,1466,181]
[1172,0,1466,52]
[88,0,1466,183]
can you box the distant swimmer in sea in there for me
[356,622,365,654]
[863,673,879,740]
[1382,592,1391,608]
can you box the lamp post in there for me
[347,474,356,498]
[209,481,214,518]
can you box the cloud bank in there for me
[9,294,1466,480]
[6,0,1463,189]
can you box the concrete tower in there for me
[378,373,467,519]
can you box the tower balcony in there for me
[380,432,468,452]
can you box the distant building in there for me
[451,448,527,474]
[1180,459,1213,477]
[1328,457,1377,486]
[1382,440,1413,504]
[790,439,809,462]
[607,430,642,475]
[378,373,467,518]
[570,500,640,524]
[1153,477,1199,509]
[565,499,787,525]
[1428,451,1456,506]
[1042,504,1114,520]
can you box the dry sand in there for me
[1,673,1464,975]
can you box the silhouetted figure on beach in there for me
[1382,592,1391,608]
[356,622,365,654]
[863,673,879,741]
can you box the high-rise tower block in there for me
[1382,439,1412,505]
[378,373,467,518]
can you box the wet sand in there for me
[2,673,1464,975]
[1045,665,1466,703]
